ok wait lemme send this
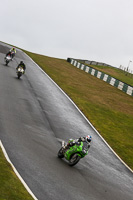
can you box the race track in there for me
[0,42,132,200]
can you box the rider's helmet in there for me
[86,135,92,143]
[20,61,24,64]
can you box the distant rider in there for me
[16,61,26,73]
[64,135,92,149]
[6,47,16,59]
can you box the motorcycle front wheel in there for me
[69,153,80,166]
[17,73,22,79]
[6,60,9,66]
[58,147,64,158]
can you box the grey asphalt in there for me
[0,42,133,200]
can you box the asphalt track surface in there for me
[0,42,133,200]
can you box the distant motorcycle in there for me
[5,55,12,66]
[16,66,24,79]
[4,52,15,66]
[58,140,90,166]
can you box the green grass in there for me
[0,147,34,200]
[24,50,133,170]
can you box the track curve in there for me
[0,42,132,200]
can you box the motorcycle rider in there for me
[65,135,92,149]
[6,47,16,59]
[16,61,26,73]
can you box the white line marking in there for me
[0,140,38,200]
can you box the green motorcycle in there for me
[58,140,90,166]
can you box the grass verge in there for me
[0,146,34,200]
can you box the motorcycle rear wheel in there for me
[69,153,80,166]
[58,147,64,158]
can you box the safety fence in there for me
[67,58,133,97]
[77,59,115,68]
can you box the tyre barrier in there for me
[67,58,133,97]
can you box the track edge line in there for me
[0,140,38,200]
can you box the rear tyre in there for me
[69,153,80,166]
[58,147,64,158]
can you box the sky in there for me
[1,0,133,72]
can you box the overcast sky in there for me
[1,0,133,71]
